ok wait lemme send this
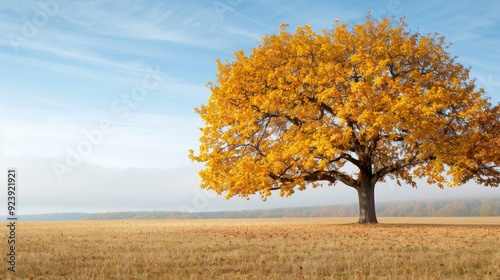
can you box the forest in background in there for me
[15,197,500,221]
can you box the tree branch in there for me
[269,169,358,190]
[375,156,432,181]
[251,105,303,127]
[339,153,361,168]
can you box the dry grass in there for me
[2,217,499,279]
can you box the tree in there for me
[189,16,500,223]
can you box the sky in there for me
[0,0,499,215]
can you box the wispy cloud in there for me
[51,0,256,49]
[0,102,200,168]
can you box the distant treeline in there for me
[13,198,499,221]
[84,198,500,220]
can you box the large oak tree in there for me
[189,17,499,223]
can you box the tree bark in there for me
[356,178,378,224]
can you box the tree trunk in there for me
[356,179,378,224]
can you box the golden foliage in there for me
[190,16,499,200]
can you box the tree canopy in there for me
[189,16,500,223]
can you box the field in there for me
[2,217,499,279]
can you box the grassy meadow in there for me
[2,217,499,279]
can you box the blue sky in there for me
[1,0,499,215]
